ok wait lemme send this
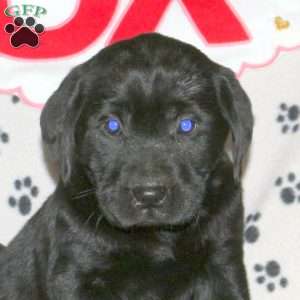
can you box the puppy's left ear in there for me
[214,67,254,182]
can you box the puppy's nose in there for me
[132,185,167,208]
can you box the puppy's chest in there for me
[88,251,203,299]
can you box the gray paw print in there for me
[277,103,300,133]
[254,260,288,292]
[0,128,9,144]
[8,176,39,215]
[11,95,20,104]
[275,172,300,204]
[0,128,9,155]
[244,212,261,243]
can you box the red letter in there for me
[108,0,249,45]
[181,0,249,44]
[109,0,171,45]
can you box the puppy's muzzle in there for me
[131,184,167,209]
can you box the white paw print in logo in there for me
[276,103,300,133]
[254,260,288,292]
[275,172,300,205]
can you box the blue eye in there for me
[178,119,195,134]
[106,118,121,134]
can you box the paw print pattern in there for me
[0,128,9,155]
[244,212,261,243]
[11,95,20,104]
[276,103,300,133]
[8,177,39,216]
[275,173,300,204]
[0,129,9,145]
[4,17,44,48]
[254,261,288,292]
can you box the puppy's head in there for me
[41,33,253,229]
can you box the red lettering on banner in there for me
[0,0,117,58]
[108,0,171,45]
[0,0,249,59]
[181,0,249,44]
[108,0,249,45]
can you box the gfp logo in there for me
[4,4,46,48]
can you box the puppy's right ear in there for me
[214,67,253,182]
[40,68,82,183]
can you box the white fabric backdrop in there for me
[1,1,300,299]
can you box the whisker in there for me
[72,188,96,200]
[95,215,104,231]
[72,193,92,200]
[76,187,96,196]
[84,212,96,226]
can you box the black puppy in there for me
[0,33,253,299]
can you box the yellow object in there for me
[275,16,290,30]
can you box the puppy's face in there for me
[77,71,227,228]
[41,33,253,229]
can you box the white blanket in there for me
[1,1,300,299]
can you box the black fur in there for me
[0,33,253,299]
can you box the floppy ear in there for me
[40,68,83,183]
[214,67,254,182]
